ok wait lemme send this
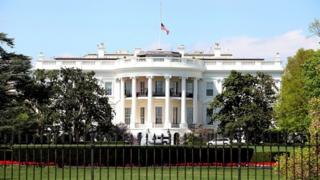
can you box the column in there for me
[114,78,120,124]
[180,77,187,128]
[147,76,153,128]
[193,78,198,125]
[120,77,125,124]
[164,76,171,128]
[130,76,136,129]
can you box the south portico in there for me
[114,74,201,140]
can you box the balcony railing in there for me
[170,92,181,97]
[153,92,165,97]
[186,92,193,98]
[135,123,145,128]
[125,92,132,97]
[171,123,180,128]
[137,89,148,97]
[126,91,194,98]
[153,124,163,128]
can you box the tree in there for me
[277,98,320,179]
[275,49,316,132]
[303,50,320,98]
[209,70,277,143]
[309,19,320,38]
[33,68,114,142]
[0,33,37,136]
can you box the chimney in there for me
[134,48,141,57]
[275,52,281,61]
[177,45,185,57]
[213,43,221,57]
[97,43,105,58]
[38,52,45,61]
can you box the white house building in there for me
[35,43,283,142]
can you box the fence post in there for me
[90,130,95,180]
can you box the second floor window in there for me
[140,81,145,93]
[206,82,214,96]
[187,81,193,96]
[155,81,163,94]
[105,82,112,95]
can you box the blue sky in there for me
[1,0,319,61]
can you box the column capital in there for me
[130,76,137,79]
[146,75,154,79]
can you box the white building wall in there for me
[35,47,283,141]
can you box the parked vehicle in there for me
[207,137,245,145]
[140,135,171,145]
[149,136,170,145]
[207,138,231,145]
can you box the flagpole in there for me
[158,0,162,50]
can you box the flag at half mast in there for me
[161,23,170,35]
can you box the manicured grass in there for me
[0,165,281,179]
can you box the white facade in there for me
[36,43,283,141]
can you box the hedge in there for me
[0,145,254,166]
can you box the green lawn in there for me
[0,165,282,180]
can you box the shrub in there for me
[277,147,319,179]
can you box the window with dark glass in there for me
[187,81,193,97]
[140,81,145,93]
[187,107,193,124]
[206,82,214,96]
[155,80,164,95]
[105,82,112,95]
[140,107,145,124]
[206,108,213,124]
[155,107,162,124]
[125,108,131,124]
[173,107,178,124]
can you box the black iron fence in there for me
[0,132,319,179]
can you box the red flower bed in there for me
[0,161,276,167]
[0,161,55,166]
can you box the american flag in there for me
[161,23,170,35]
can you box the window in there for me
[155,81,164,94]
[173,107,178,124]
[140,107,145,124]
[125,81,131,96]
[140,81,145,93]
[175,81,179,93]
[187,81,193,94]
[206,108,213,124]
[155,107,162,124]
[125,108,131,124]
[187,107,193,124]
[206,82,214,96]
[105,82,112,95]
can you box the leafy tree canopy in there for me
[209,70,277,143]
[303,50,320,98]
[0,32,36,135]
[275,49,316,132]
[32,68,114,142]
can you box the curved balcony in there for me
[114,57,205,71]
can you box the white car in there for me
[207,138,231,145]
[140,135,170,145]
[207,138,246,145]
